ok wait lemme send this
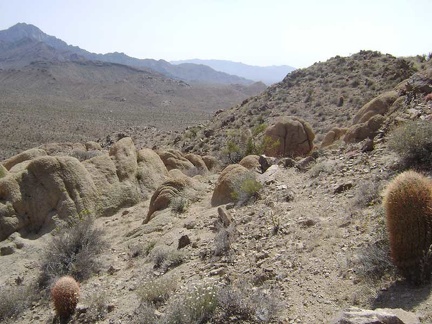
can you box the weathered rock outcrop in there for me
[263,117,315,158]
[0,137,169,241]
[332,307,419,324]
[2,148,47,171]
[352,91,399,124]
[239,155,261,170]
[344,115,386,144]
[211,164,250,207]
[144,170,202,223]
[321,127,348,148]
[0,156,99,241]
[157,149,195,172]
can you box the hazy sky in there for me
[1,0,431,68]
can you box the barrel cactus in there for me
[51,276,80,319]
[383,170,432,283]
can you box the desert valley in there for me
[1,23,432,324]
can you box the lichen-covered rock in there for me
[344,115,385,144]
[263,117,315,158]
[211,164,249,207]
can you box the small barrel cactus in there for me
[51,276,80,319]
[383,170,432,283]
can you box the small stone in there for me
[333,182,353,194]
[0,244,15,256]
[178,235,191,249]
[217,206,233,227]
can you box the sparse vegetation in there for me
[388,120,432,169]
[162,281,218,324]
[0,284,37,323]
[150,246,185,272]
[170,196,190,214]
[38,217,106,290]
[137,275,178,306]
[230,171,262,206]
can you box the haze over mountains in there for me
[0,23,270,85]
[171,59,296,85]
[0,23,270,159]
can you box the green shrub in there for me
[388,120,432,169]
[38,217,106,290]
[231,171,262,206]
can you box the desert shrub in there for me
[170,196,189,214]
[129,240,156,259]
[352,211,396,282]
[383,170,432,284]
[352,178,382,208]
[388,120,432,169]
[223,128,279,163]
[162,282,218,324]
[38,217,106,290]
[137,275,178,306]
[214,223,237,257]
[82,291,109,322]
[0,284,37,322]
[231,171,262,206]
[133,302,157,324]
[150,246,185,272]
[214,284,281,323]
[309,160,334,178]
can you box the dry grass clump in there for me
[81,291,110,322]
[352,178,382,208]
[170,196,190,214]
[38,217,106,290]
[137,275,178,306]
[388,120,432,170]
[150,246,185,272]
[0,284,37,322]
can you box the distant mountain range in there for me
[0,23,258,85]
[171,59,296,85]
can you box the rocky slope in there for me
[1,50,432,324]
[168,51,430,160]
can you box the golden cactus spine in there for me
[51,276,80,318]
[383,170,432,282]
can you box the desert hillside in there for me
[1,50,432,324]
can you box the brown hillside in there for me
[169,51,424,159]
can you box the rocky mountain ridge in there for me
[171,59,296,85]
[0,23,255,85]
